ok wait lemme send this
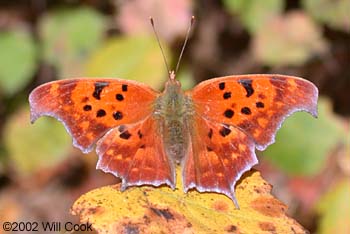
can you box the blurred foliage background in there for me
[0,0,349,233]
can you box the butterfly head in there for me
[165,70,181,88]
[169,70,177,81]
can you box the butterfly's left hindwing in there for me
[96,116,175,189]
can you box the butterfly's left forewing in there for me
[29,78,157,152]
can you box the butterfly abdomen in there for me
[163,119,189,163]
[155,81,191,163]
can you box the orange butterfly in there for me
[29,18,318,209]
[29,72,318,208]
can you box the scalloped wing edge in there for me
[255,85,318,151]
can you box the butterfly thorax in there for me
[154,77,191,164]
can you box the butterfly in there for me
[29,70,318,208]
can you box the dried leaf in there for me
[71,168,307,234]
[116,0,193,42]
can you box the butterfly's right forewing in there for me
[189,75,318,150]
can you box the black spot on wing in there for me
[122,84,128,92]
[224,109,234,118]
[83,105,92,111]
[238,79,254,97]
[137,130,143,139]
[208,129,213,139]
[256,102,264,108]
[219,125,231,137]
[241,107,251,115]
[113,111,123,120]
[223,92,231,99]
[96,109,106,117]
[116,94,124,101]
[93,82,109,100]
[219,82,225,90]
[120,130,131,139]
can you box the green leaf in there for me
[253,12,328,67]
[39,7,106,77]
[263,98,345,176]
[0,29,37,95]
[303,0,350,32]
[317,179,350,234]
[223,0,284,33]
[85,36,169,90]
[5,107,71,175]
[177,66,195,90]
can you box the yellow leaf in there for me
[71,168,307,234]
[317,179,350,234]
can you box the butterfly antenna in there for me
[175,16,195,74]
[150,17,170,74]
